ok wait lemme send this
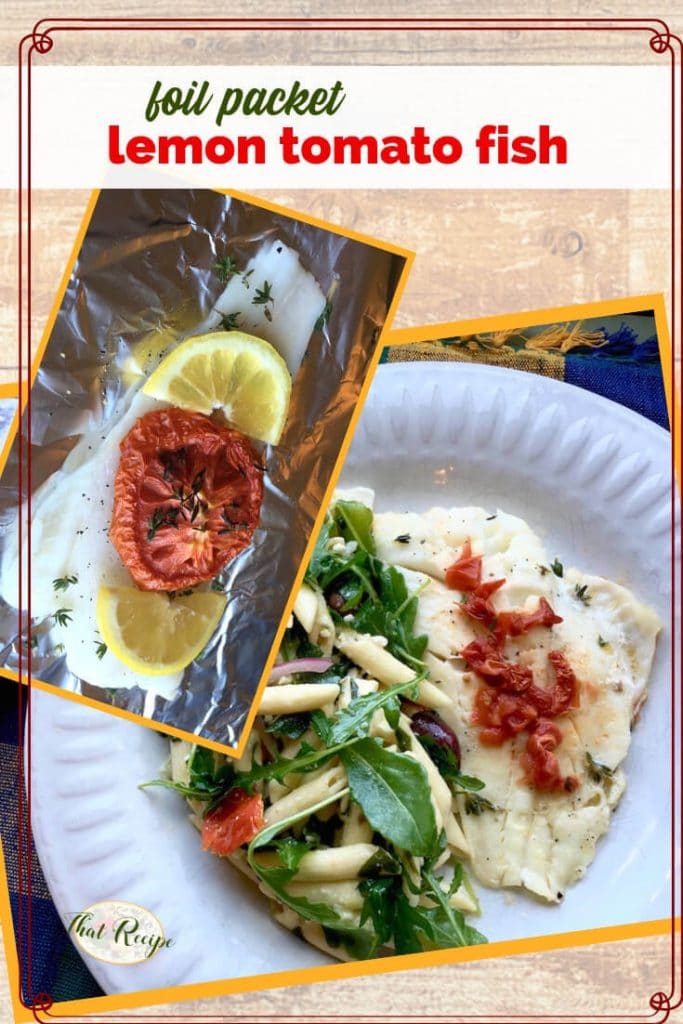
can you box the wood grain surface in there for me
[0,2,679,1020]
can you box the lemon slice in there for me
[142,330,291,445]
[96,586,226,676]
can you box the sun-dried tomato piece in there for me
[495,596,563,641]
[520,719,579,793]
[445,539,483,591]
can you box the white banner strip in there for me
[2,65,670,189]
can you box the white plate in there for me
[29,362,673,994]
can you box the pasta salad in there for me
[145,496,488,960]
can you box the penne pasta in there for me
[341,803,373,845]
[256,842,381,882]
[284,879,363,913]
[264,764,347,825]
[336,628,450,708]
[293,583,318,635]
[259,682,340,715]
[162,491,494,964]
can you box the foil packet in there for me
[0,188,407,750]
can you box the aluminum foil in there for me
[0,189,406,749]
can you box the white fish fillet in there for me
[0,391,183,697]
[372,504,660,902]
[196,238,326,376]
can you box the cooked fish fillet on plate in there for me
[371,501,660,902]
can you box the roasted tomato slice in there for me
[110,408,263,591]
[201,789,265,856]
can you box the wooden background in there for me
[0,2,679,1020]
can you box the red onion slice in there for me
[269,658,334,682]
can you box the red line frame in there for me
[13,15,683,1024]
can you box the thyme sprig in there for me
[220,312,241,331]
[213,255,239,283]
[53,574,78,592]
[253,280,274,321]
[53,608,73,627]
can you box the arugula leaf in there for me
[394,894,487,953]
[422,867,487,947]
[305,517,334,585]
[358,877,396,945]
[340,738,438,857]
[393,892,436,954]
[304,503,428,673]
[265,713,310,740]
[322,925,380,960]
[360,868,486,955]
[272,836,311,872]
[359,847,401,877]
[327,675,424,745]
[233,740,342,793]
[383,694,400,731]
[140,744,235,804]
[448,861,464,896]
[236,677,424,792]
[248,790,361,933]
[310,709,333,744]
[317,548,378,603]
[351,560,428,668]
[333,500,375,554]
[413,733,487,799]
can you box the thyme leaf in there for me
[53,574,78,592]
[213,255,239,283]
[586,752,614,784]
[220,312,241,331]
[464,793,496,815]
[253,280,274,321]
[53,608,73,627]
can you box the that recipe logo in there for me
[66,900,174,965]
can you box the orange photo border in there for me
[0,293,678,1023]
[0,187,415,760]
